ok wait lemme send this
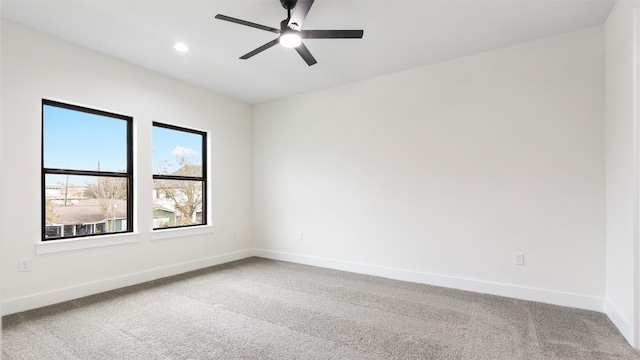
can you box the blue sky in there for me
[44,104,202,185]
[152,125,203,174]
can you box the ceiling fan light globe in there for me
[173,43,189,53]
[280,33,301,48]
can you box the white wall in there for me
[254,26,606,310]
[0,8,4,359]
[604,0,640,347]
[0,21,254,314]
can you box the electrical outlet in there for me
[232,231,237,239]
[19,258,31,272]
[298,232,304,242]
[513,252,524,266]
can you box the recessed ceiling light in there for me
[173,43,189,53]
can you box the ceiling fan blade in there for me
[295,42,317,66]
[215,14,281,34]
[301,29,364,39]
[240,38,280,59]
[288,0,314,30]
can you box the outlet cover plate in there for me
[19,258,31,272]
[513,252,524,265]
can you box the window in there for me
[42,100,133,241]
[152,122,206,229]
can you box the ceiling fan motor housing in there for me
[280,0,297,10]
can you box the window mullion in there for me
[45,168,129,178]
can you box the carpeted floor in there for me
[2,257,639,359]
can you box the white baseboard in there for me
[604,299,635,347]
[253,249,604,312]
[1,248,607,320]
[1,249,253,316]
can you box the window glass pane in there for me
[44,174,128,239]
[43,104,128,172]
[153,179,203,228]
[152,126,202,177]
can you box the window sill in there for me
[150,225,215,241]
[36,233,141,255]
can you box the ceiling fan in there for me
[215,0,364,66]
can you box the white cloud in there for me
[171,146,197,157]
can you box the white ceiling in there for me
[2,0,615,104]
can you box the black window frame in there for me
[152,122,207,230]
[41,99,134,241]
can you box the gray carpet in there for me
[2,257,639,359]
